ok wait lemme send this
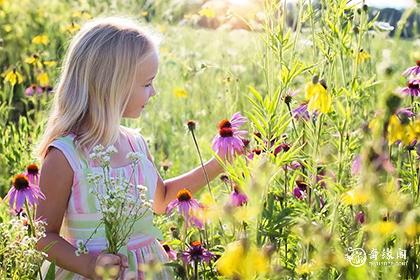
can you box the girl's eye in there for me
[145,83,152,88]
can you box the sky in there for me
[354,0,417,9]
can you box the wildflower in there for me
[4,174,46,211]
[66,22,81,34]
[186,120,196,131]
[162,244,177,261]
[305,76,332,114]
[216,240,269,280]
[357,49,371,63]
[198,7,216,18]
[292,103,311,121]
[43,60,57,67]
[25,84,43,96]
[402,60,420,77]
[341,188,368,205]
[351,155,361,176]
[159,159,173,172]
[284,160,302,171]
[212,113,247,158]
[273,142,290,156]
[172,87,188,98]
[397,107,415,118]
[229,186,248,207]
[181,241,214,265]
[293,180,307,200]
[3,68,23,86]
[247,148,261,160]
[166,188,204,229]
[32,34,49,45]
[36,72,49,87]
[399,79,420,97]
[25,164,40,185]
[24,54,43,68]
[387,114,405,144]
[355,211,365,224]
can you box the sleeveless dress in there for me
[41,127,173,280]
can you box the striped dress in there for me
[41,127,172,280]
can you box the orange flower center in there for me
[219,127,234,137]
[191,241,201,247]
[218,119,231,129]
[177,188,192,201]
[27,163,39,175]
[13,174,30,190]
[416,60,420,67]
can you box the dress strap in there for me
[48,135,87,172]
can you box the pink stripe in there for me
[72,174,84,213]
[136,249,145,279]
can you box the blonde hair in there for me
[36,16,159,160]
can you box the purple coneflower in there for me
[293,180,307,199]
[284,160,301,171]
[166,188,203,229]
[5,174,45,211]
[230,112,247,129]
[273,142,290,156]
[162,244,177,261]
[247,148,262,160]
[402,60,420,77]
[396,107,415,118]
[229,186,248,207]
[292,103,310,121]
[355,211,365,224]
[351,155,361,176]
[25,163,40,185]
[24,84,43,96]
[212,118,246,158]
[182,241,214,265]
[399,79,420,97]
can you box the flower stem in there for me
[189,128,213,197]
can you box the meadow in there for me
[0,0,419,279]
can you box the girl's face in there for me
[123,50,159,118]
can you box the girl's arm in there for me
[144,145,225,214]
[35,148,97,278]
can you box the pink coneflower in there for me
[396,107,415,118]
[351,155,361,176]
[355,211,365,224]
[181,241,214,265]
[162,244,177,261]
[229,186,248,207]
[230,112,247,129]
[399,79,420,97]
[4,174,45,211]
[284,160,302,171]
[166,188,203,229]
[293,180,307,199]
[24,84,43,96]
[247,148,262,159]
[212,118,246,158]
[25,163,40,185]
[402,60,420,77]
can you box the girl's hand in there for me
[89,252,128,280]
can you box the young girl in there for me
[35,16,228,279]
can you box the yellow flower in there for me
[32,35,49,45]
[305,80,332,114]
[173,87,188,98]
[37,72,49,87]
[368,221,397,235]
[216,241,269,280]
[3,69,23,86]
[404,119,420,145]
[25,54,43,68]
[66,22,81,34]
[357,49,370,63]
[43,60,57,67]
[198,7,216,18]
[341,188,369,205]
[3,24,12,32]
[387,115,405,144]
